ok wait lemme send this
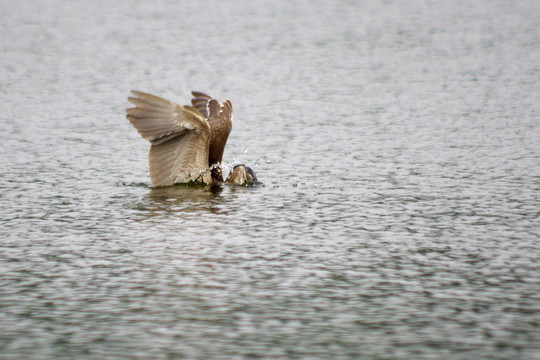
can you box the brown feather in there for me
[191,91,212,119]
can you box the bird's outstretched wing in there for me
[206,99,233,167]
[126,90,211,186]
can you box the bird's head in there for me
[225,165,258,186]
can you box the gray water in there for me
[1,0,539,359]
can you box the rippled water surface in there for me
[1,0,539,359]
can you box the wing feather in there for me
[191,91,213,119]
[127,97,172,113]
[130,90,178,110]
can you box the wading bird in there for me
[126,90,257,187]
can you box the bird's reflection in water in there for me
[139,183,230,216]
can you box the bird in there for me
[126,90,257,187]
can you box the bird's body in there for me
[126,90,256,187]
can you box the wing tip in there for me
[191,91,211,99]
[130,90,145,97]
